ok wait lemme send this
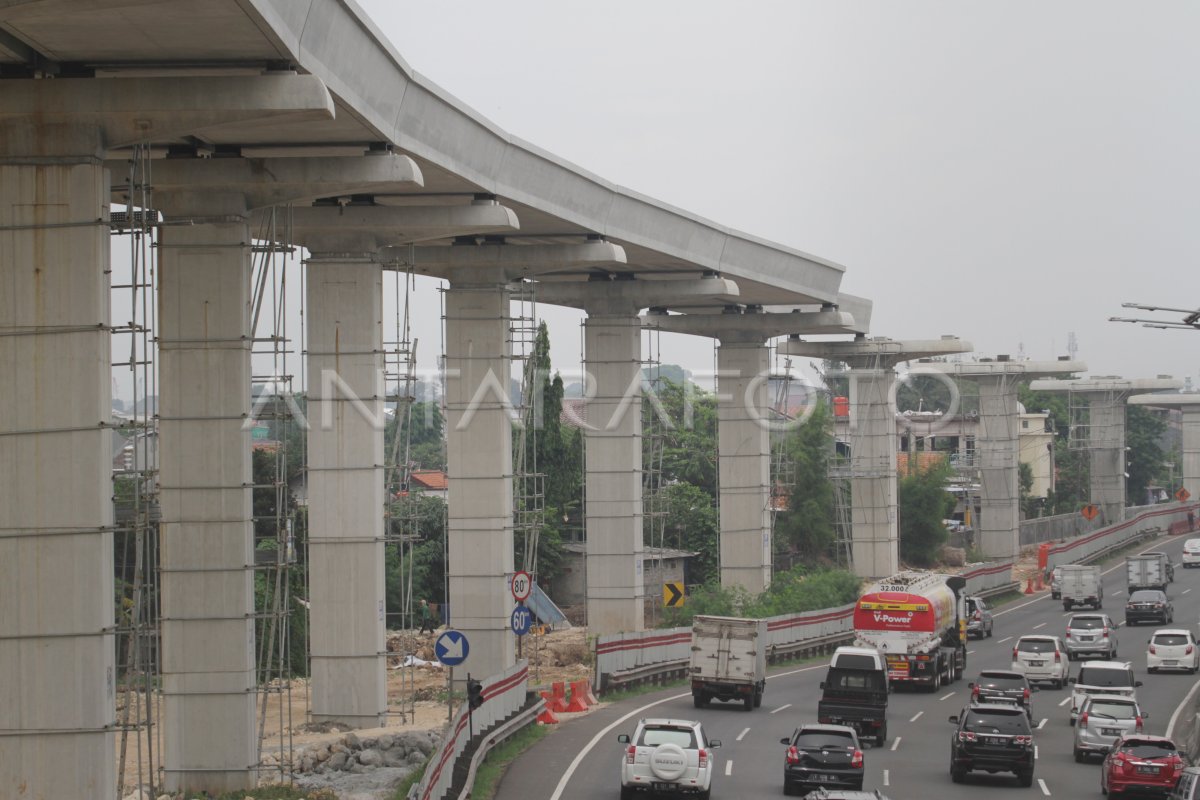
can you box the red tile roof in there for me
[410,470,448,490]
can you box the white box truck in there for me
[1126,553,1168,592]
[689,615,768,711]
[1059,564,1104,610]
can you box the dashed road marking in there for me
[940,691,956,701]
[725,760,733,776]
[999,636,1013,643]
[890,736,901,752]
[1058,697,1072,707]
[770,704,791,714]
[1114,590,1125,595]
[1038,718,1048,730]
[967,649,976,655]
[883,769,890,786]
[736,727,750,742]
[1034,744,1039,760]
[1184,589,1192,595]
[1039,777,1051,795]
[910,711,923,722]
[1033,622,1047,629]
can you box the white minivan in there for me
[1068,661,1142,726]
[1183,538,1200,568]
[1012,635,1069,688]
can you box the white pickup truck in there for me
[689,615,767,711]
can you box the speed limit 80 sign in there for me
[510,571,532,602]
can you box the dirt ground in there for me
[114,626,593,792]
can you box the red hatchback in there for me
[1101,734,1186,798]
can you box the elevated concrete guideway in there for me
[1,3,866,796]
[1129,393,1200,502]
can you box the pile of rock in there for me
[290,729,440,799]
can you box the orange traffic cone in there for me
[1024,577,1034,594]
[571,679,599,706]
[536,704,559,725]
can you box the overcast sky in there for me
[345,0,1200,391]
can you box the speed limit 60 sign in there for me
[511,571,532,602]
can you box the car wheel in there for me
[783,783,797,797]
[620,786,634,800]
[877,721,888,746]
[743,693,753,711]
[950,761,965,784]
[1018,771,1034,788]
[693,693,708,709]
[1150,667,1158,674]
[1074,747,1084,763]
[697,790,710,800]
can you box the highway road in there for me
[496,533,1200,800]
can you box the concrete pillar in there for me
[847,368,900,577]
[1183,407,1200,502]
[444,281,515,679]
[976,377,1020,560]
[583,313,644,633]
[0,123,116,800]
[305,253,386,727]
[158,198,256,792]
[717,341,772,592]
[1085,392,1126,524]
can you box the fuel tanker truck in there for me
[852,571,968,691]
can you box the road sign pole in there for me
[447,666,454,726]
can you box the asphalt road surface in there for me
[496,533,1200,800]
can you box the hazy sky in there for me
[346,0,1199,390]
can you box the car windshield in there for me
[825,668,886,693]
[1153,634,1188,647]
[794,732,856,750]
[977,674,1025,691]
[1077,668,1133,688]
[1129,591,1164,602]
[1186,539,1200,551]
[964,711,1028,734]
[967,599,984,613]
[1086,701,1137,720]
[1017,639,1055,653]
[639,727,696,748]
[1070,617,1105,630]
[1118,741,1177,759]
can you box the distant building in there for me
[407,469,448,500]
[556,542,696,608]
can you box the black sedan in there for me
[1126,589,1174,625]
[781,724,864,796]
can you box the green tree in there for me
[650,379,718,497]
[657,482,720,586]
[1127,405,1167,505]
[898,459,955,566]
[385,493,448,620]
[774,401,835,560]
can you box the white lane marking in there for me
[1039,777,1051,795]
[725,760,732,776]
[770,704,792,714]
[967,649,976,655]
[890,736,901,752]
[998,636,1013,643]
[883,769,889,786]
[736,727,750,742]
[910,711,923,722]
[1114,590,1125,596]
[1184,589,1192,595]
[1033,622,1047,629]
[1034,744,1039,760]
[1058,697,1072,707]
[1038,717,1048,729]
[1166,665,1200,739]
[939,691,955,701]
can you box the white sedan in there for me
[1146,629,1200,674]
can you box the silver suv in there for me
[1065,613,1119,660]
[618,718,721,799]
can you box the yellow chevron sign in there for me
[663,581,685,608]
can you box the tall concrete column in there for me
[305,253,386,727]
[846,368,901,576]
[976,376,1021,559]
[584,312,644,633]
[717,341,772,592]
[444,280,515,680]
[1087,392,1126,524]
[158,198,256,792]
[1032,377,1180,525]
[1129,394,1200,505]
[780,337,973,577]
[0,123,116,800]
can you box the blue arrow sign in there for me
[511,604,533,636]
[434,630,469,667]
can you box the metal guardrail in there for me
[453,696,546,800]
